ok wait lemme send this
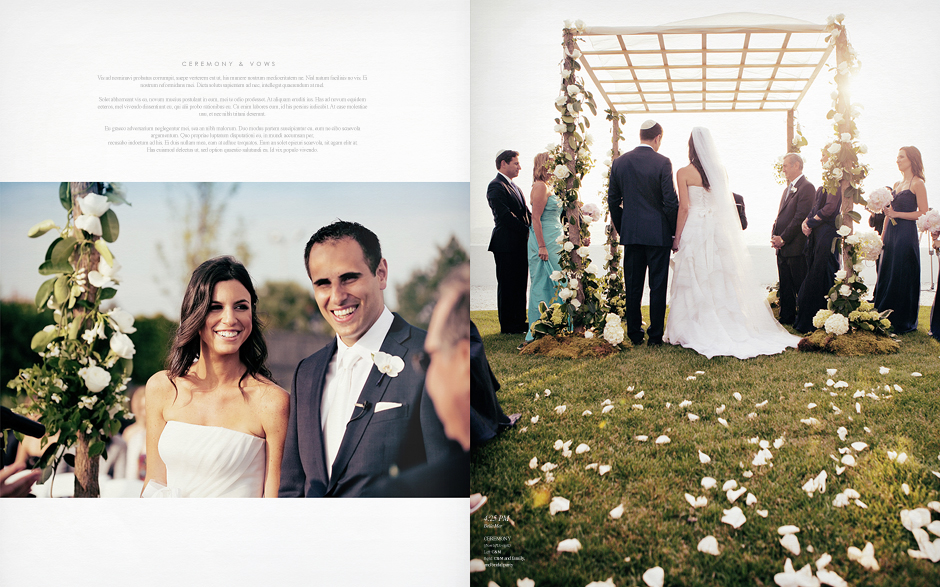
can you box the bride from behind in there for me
[142,257,289,497]
[666,127,800,359]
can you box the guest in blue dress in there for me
[873,146,929,334]
[795,152,842,333]
[524,152,564,344]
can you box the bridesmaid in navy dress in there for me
[795,152,842,334]
[931,231,940,341]
[872,147,929,333]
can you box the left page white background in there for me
[0,1,469,585]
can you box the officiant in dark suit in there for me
[771,153,815,325]
[279,221,450,497]
[486,150,531,335]
[607,120,679,346]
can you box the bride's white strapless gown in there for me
[665,186,800,359]
[143,421,266,497]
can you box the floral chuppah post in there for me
[600,109,627,320]
[7,183,134,497]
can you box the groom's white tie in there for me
[324,349,365,479]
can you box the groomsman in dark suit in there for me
[772,153,815,325]
[486,150,531,334]
[607,120,679,346]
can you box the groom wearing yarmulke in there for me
[607,120,679,346]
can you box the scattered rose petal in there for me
[695,371,705,375]
[609,504,624,519]
[757,509,769,517]
[834,381,848,389]
[541,462,557,472]
[864,426,871,434]
[855,403,861,414]
[697,535,720,556]
[634,391,645,399]
[679,400,693,408]
[844,489,860,499]
[897,452,908,464]
[602,405,614,414]
[894,384,903,392]
[774,437,785,449]
[520,426,527,433]
[544,389,551,396]
[576,443,590,454]
[716,404,726,414]
[529,457,538,469]
[686,376,697,381]
[627,386,634,392]
[827,378,836,386]
[912,372,922,377]
[718,418,729,427]
[801,418,820,425]
[556,538,582,553]
[585,579,616,587]
[598,464,612,476]
[743,471,754,478]
[902,483,911,495]
[635,435,649,442]
[879,366,890,375]
[827,369,837,376]
[488,582,501,587]
[851,442,868,452]
[780,533,801,556]
[756,400,769,408]
[721,506,747,529]
[733,392,742,401]
[746,493,758,506]
[633,404,644,410]
[470,558,485,572]
[831,404,842,414]
[665,402,672,408]
[747,412,758,420]
[585,463,598,470]
[526,477,541,486]
[807,403,817,409]
[699,451,711,464]
[854,499,867,509]
[601,399,612,406]
[847,542,879,570]
[841,455,857,467]
[727,487,747,503]
[531,415,539,424]
[816,568,847,587]
[549,496,570,515]
[804,382,814,388]
[722,480,738,491]
[688,413,700,422]
[853,390,865,399]
[582,410,593,416]
[759,439,770,449]
[888,450,898,460]
[701,477,717,489]
[773,558,816,587]
[655,435,670,445]
[642,566,664,587]
[554,440,564,450]
[554,405,567,414]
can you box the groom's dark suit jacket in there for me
[607,146,679,247]
[772,176,815,257]
[278,314,450,497]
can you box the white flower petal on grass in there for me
[743,471,754,478]
[847,542,879,571]
[665,402,671,408]
[912,372,922,377]
[834,381,849,389]
[721,506,747,529]
[602,405,614,414]
[897,452,908,464]
[749,437,760,445]
[757,509,769,518]
[531,415,539,424]
[780,533,802,556]
[804,382,814,388]
[554,440,564,450]
[585,463,598,470]
[556,538,582,553]
[549,496,570,515]
[854,499,868,509]
[816,569,848,587]
[635,435,649,442]
[722,480,738,491]
[642,566,664,587]
[488,582,501,587]
[585,579,616,587]
[756,400,769,408]
[688,413,700,422]
[655,435,671,445]
[517,580,535,587]
[727,487,747,503]
[746,493,758,506]
[470,558,486,572]
[575,443,590,454]
[887,450,898,460]
[601,399,612,406]
[541,462,557,473]
[679,400,693,408]
[774,437,785,449]
[773,559,817,587]
[855,403,861,414]
[801,418,820,426]
[853,390,865,398]
[544,389,552,397]
[851,442,868,452]
[609,503,625,519]
[733,392,742,401]
[930,502,940,514]
[697,535,721,556]
[841,454,857,467]
[879,366,890,375]
[633,404,644,411]
[582,410,593,416]
[598,465,612,476]
[716,404,726,414]
[902,483,911,495]
[686,376,697,381]
[554,405,567,414]
[718,418,729,427]
[837,427,848,441]
[699,451,711,464]
[634,390,645,399]
[827,379,836,387]
[701,477,717,489]
[695,370,705,375]
[526,477,541,486]
[529,457,538,469]
[807,403,817,409]
[747,412,758,420]
[827,369,837,376]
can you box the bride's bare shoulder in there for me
[677,164,703,185]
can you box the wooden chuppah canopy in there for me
[575,13,834,149]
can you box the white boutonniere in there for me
[789,185,797,194]
[372,351,405,377]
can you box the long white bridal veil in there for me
[690,126,782,320]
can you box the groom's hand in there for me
[770,235,784,249]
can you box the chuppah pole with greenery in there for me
[7,183,135,497]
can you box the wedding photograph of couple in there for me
[469,1,938,585]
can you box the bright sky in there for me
[470,0,940,256]
[0,182,469,318]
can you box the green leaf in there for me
[53,275,70,304]
[105,190,130,206]
[89,441,106,458]
[561,115,574,123]
[100,209,120,242]
[28,219,58,238]
[63,453,76,467]
[94,239,114,265]
[38,258,73,276]
[30,329,57,353]
[122,358,134,378]
[59,183,71,211]
[35,277,56,309]
[51,237,77,266]
[584,117,590,129]
[67,317,83,340]
[587,102,597,116]
[99,287,117,301]
[569,136,578,150]
[847,210,862,222]
[44,237,62,262]
[74,299,95,310]
[109,419,122,437]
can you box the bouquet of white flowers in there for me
[856,231,883,262]
[865,186,893,214]
[915,208,940,235]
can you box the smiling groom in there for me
[278,220,450,497]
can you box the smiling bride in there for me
[141,257,289,497]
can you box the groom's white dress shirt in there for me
[320,306,394,479]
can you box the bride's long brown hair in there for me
[689,135,710,190]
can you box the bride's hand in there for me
[672,236,680,252]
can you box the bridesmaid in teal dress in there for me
[525,152,564,343]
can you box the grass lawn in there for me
[470,308,940,587]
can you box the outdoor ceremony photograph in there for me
[470,1,939,585]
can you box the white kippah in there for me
[640,119,658,130]
[496,149,511,158]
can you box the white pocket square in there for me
[375,401,403,413]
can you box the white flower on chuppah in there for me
[840,132,852,142]
[563,241,575,252]
[554,95,566,106]
[372,351,405,377]
[553,164,571,180]
[837,225,851,237]
[109,332,136,359]
[577,246,590,258]
[75,214,103,236]
[827,143,841,155]
[566,84,579,96]
[78,193,111,217]
[550,270,564,281]
[79,364,111,393]
[835,269,847,281]
[554,123,566,133]
[564,48,582,60]
[108,307,136,333]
